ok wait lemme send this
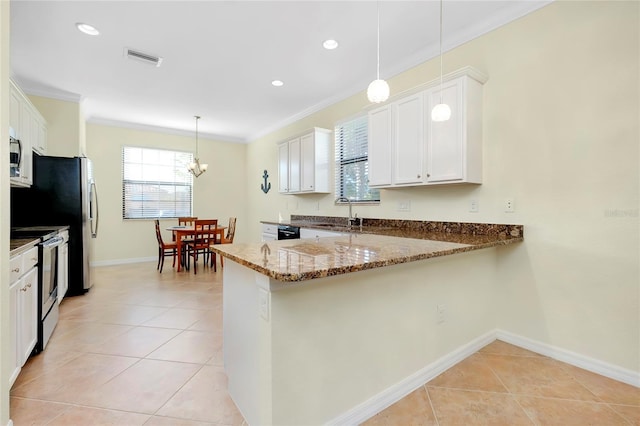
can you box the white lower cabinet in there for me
[262,224,277,242]
[9,246,39,388]
[367,67,486,188]
[300,228,343,239]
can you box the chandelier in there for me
[188,115,208,177]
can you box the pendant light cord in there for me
[376,0,380,80]
[194,115,200,157]
[438,0,444,102]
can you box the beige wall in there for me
[28,95,84,157]
[86,123,248,264]
[246,1,639,372]
[1,0,11,423]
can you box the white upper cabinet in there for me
[278,142,290,193]
[367,67,486,188]
[368,106,392,186]
[425,75,483,184]
[278,128,331,194]
[393,92,424,185]
[9,79,47,188]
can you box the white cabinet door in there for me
[19,267,38,365]
[261,224,277,241]
[300,228,343,239]
[425,75,483,184]
[9,279,20,387]
[426,80,463,183]
[393,93,424,185]
[300,133,315,192]
[32,112,47,154]
[288,137,301,193]
[9,87,21,136]
[368,105,392,187]
[278,142,289,193]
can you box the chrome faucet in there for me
[336,197,354,227]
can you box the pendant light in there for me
[188,115,208,177]
[431,0,451,122]
[367,0,389,103]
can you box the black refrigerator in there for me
[11,154,99,296]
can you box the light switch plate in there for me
[470,199,479,213]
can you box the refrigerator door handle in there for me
[90,180,99,238]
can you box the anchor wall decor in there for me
[261,170,271,194]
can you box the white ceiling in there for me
[10,0,552,143]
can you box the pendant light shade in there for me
[367,79,390,104]
[188,115,208,177]
[431,103,451,121]
[367,1,389,104]
[431,0,451,122]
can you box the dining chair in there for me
[185,219,218,274]
[155,219,178,273]
[174,216,198,241]
[215,217,237,268]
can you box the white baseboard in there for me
[496,329,640,388]
[327,329,639,425]
[326,330,498,426]
[92,257,155,267]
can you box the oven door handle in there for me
[41,236,64,248]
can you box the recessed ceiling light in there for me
[323,39,339,50]
[76,23,100,36]
[271,80,284,87]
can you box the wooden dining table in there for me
[166,225,227,272]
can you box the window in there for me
[335,115,380,203]
[122,146,194,219]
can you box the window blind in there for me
[122,146,194,219]
[335,115,380,203]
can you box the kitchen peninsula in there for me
[211,219,523,425]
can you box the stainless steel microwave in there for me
[9,128,22,178]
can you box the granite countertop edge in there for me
[215,237,522,283]
[215,216,524,283]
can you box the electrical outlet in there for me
[258,288,270,321]
[470,199,479,213]
[505,198,515,213]
[436,304,447,324]
[397,200,411,212]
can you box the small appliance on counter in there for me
[11,154,99,296]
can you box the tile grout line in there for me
[423,384,441,426]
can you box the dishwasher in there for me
[277,225,300,240]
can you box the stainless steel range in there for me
[11,227,64,352]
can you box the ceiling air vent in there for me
[124,48,163,67]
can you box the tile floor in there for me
[10,262,640,425]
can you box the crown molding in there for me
[87,117,247,144]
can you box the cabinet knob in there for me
[12,267,20,273]
[417,174,421,178]
[427,173,431,178]
[20,286,27,292]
